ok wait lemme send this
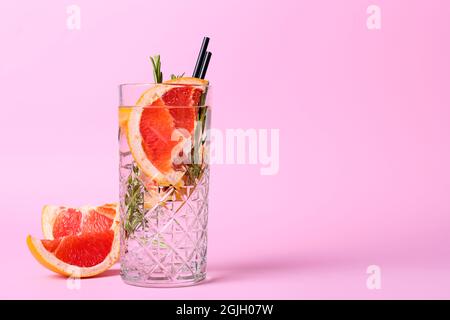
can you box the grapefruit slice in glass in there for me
[127,77,208,185]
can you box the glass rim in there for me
[119,82,210,89]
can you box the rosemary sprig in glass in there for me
[185,105,208,184]
[124,164,146,238]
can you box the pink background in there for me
[1,0,450,299]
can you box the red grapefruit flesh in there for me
[52,208,82,238]
[161,86,202,132]
[140,101,178,174]
[140,86,202,174]
[42,230,114,268]
[42,238,61,252]
[46,205,115,239]
[81,209,114,234]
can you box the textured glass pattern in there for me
[119,164,209,286]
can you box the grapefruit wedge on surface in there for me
[27,203,119,278]
[127,77,208,185]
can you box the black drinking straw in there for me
[199,51,212,79]
[192,37,210,78]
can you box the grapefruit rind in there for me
[41,205,59,240]
[119,108,131,131]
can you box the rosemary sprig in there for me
[170,72,185,80]
[124,164,146,238]
[184,104,208,184]
[150,55,163,83]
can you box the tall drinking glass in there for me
[118,83,211,287]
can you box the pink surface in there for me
[1,0,450,299]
